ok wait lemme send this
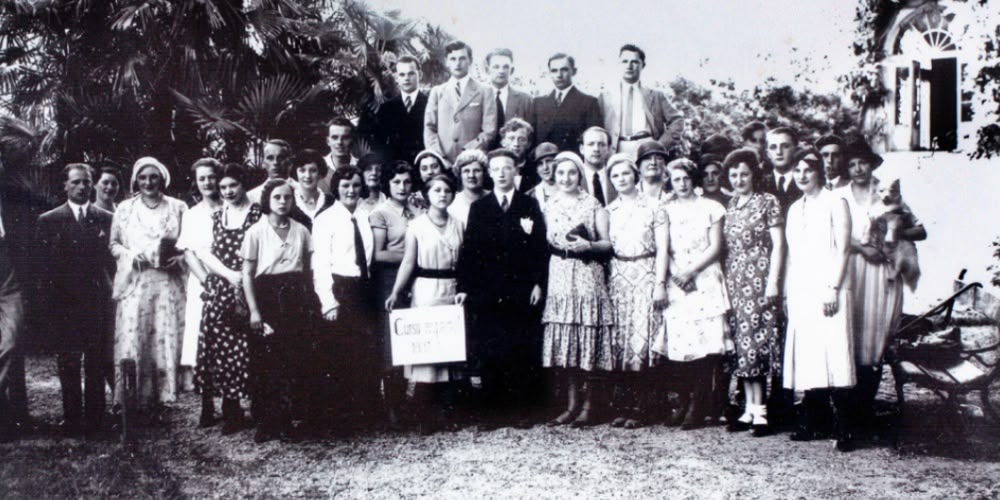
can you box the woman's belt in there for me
[414,267,456,279]
[548,244,593,262]
[614,251,655,262]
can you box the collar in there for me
[621,81,642,92]
[449,75,472,91]
[554,84,575,97]
[401,89,419,103]
[494,85,509,100]
[68,200,90,215]
[583,162,605,177]
[494,187,516,206]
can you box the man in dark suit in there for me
[34,163,114,435]
[529,53,603,152]
[498,118,540,194]
[483,48,533,149]
[760,126,802,216]
[457,148,548,429]
[368,55,428,164]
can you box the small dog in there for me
[864,177,921,291]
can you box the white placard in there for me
[389,304,467,366]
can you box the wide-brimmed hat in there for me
[636,140,669,163]
[844,137,883,168]
[533,142,559,162]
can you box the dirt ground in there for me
[4,347,1000,499]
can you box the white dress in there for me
[403,214,464,383]
[782,189,856,391]
[175,201,219,367]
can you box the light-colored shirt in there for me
[241,218,312,278]
[449,75,472,96]
[401,89,420,111]
[495,85,509,113]
[582,163,611,203]
[311,201,374,313]
[320,155,358,194]
[370,199,415,255]
[773,171,791,192]
[554,84,575,105]
[67,200,90,221]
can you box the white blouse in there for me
[311,201,374,313]
[241,218,312,278]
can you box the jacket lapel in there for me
[641,86,656,130]
[457,80,479,112]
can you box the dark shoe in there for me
[751,423,771,437]
[610,416,628,428]
[789,427,816,442]
[834,433,855,452]
[253,427,278,444]
[570,409,595,428]
[623,418,644,430]
[680,395,705,430]
[59,419,85,438]
[547,409,577,427]
[513,418,534,430]
[727,419,751,433]
[0,421,16,443]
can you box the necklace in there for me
[428,213,448,228]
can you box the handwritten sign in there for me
[389,304,467,366]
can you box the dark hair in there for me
[499,117,534,139]
[421,172,458,199]
[722,148,763,192]
[357,152,387,174]
[290,148,328,180]
[63,162,94,182]
[767,126,799,146]
[741,121,767,142]
[487,148,519,164]
[220,162,250,187]
[380,161,416,197]
[815,134,846,150]
[259,179,295,215]
[191,157,223,177]
[326,117,354,133]
[97,165,122,184]
[395,55,421,72]
[485,47,513,66]
[444,40,472,59]
[329,167,369,201]
[619,44,646,65]
[547,52,576,70]
[794,147,825,187]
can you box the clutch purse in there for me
[565,223,591,242]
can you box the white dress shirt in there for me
[449,75,472,97]
[67,200,90,221]
[311,201,374,314]
[620,82,648,136]
[495,85,509,114]
[773,171,791,192]
[401,89,420,112]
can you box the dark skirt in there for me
[372,264,408,369]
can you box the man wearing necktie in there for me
[483,48,533,150]
[578,127,613,207]
[598,44,683,157]
[423,41,497,164]
[761,126,802,217]
[33,163,114,436]
[366,56,428,164]
[529,53,603,153]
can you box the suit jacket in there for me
[424,79,497,163]
[485,86,533,149]
[370,91,428,163]
[598,82,682,150]
[457,191,547,309]
[759,166,803,217]
[529,86,603,152]
[33,203,114,351]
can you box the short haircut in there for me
[665,158,699,180]
[619,44,646,65]
[453,150,488,176]
[421,172,458,198]
[380,160,416,197]
[607,155,640,187]
[264,139,292,154]
[97,165,122,184]
[63,162,94,182]
[741,121,767,142]
[767,126,799,145]
[328,166,370,200]
[722,148,763,191]
[487,148,518,164]
[485,47,513,66]
[326,117,354,132]
[794,147,825,187]
[290,148,328,180]
[580,126,611,145]
[547,52,576,70]
[395,55,421,72]
[444,40,472,59]
[357,152,387,174]
[258,179,295,215]
[499,117,534,139]
[191,157,223,177]
[816,134,846,150]
[220,162,250,187]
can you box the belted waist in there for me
[614,251,655,262]
[619,131,652,142]
[414,267,456,279]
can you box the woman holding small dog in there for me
[838,138,926,425]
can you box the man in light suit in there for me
[529,53,603,153]
[482,48,533,149]
[598,44,683,157]
[458,148,547,429]
[368,56,428,164]
[424,41,497,164]
[34,163,114,436]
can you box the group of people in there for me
[0,42,927,453]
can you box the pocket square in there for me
[468,102,480,107]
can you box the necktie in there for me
[779,175,787,194]
[592,172,606,206]
[351,216,369,281]
[404,95,412,113]
[77,206,85,223]
[500,194,509,212]
[495,91,505,133]
[555,91,563,106]
[623,85,634,137]
[455,81,462,99]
